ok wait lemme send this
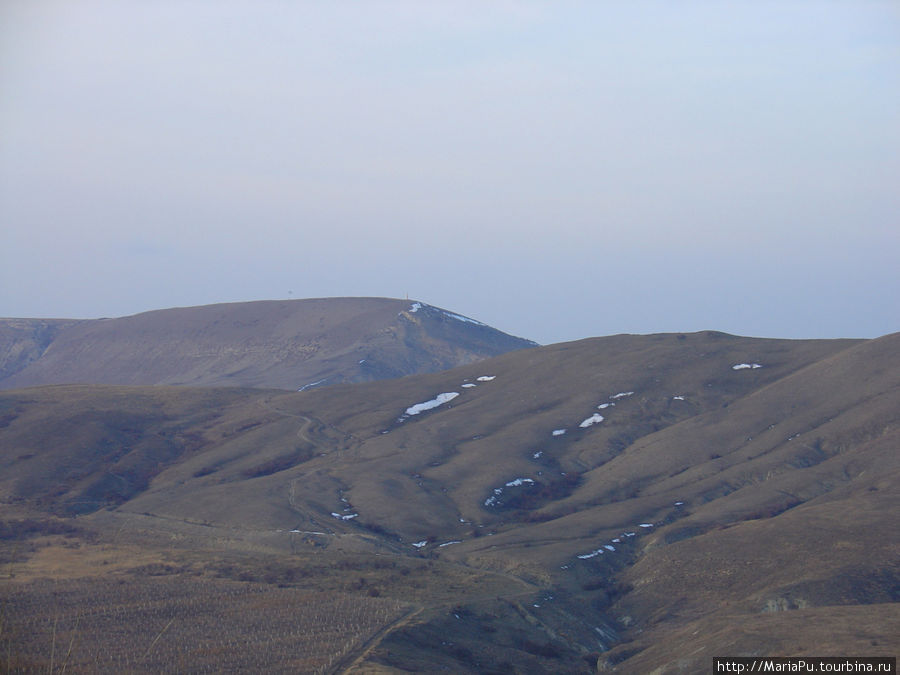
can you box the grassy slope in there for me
[1,330,897,672]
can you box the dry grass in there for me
[1,330,897,671]
[3,576,408,673]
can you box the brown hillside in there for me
[1,330,897,672]
[0,298,536,391]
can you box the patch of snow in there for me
[461,383,477,388]
[579,413,604,428]
[412,541,427,548]
[610,391,634,399]
[476,375,496,381]
[576,544,616,559]
[409,302,422,313]
[639,523,654,528]
[406,392,459,416]
[442,310,486,326]
[533,451,543,459]
[732,363,762,370]
[597,403,612,409]
[438,540,461,547]
[674,501,684,506]
[331,512,358,521]
[673,395,685,401]
[624,532,636,537]
[298,378,328,392]
[552,429,567,436]
[486,479,534,506]
[612,538,621,543]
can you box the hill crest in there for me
[0,297,536,391]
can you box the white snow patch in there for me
[552,429,567,436]
[579,413,604,428]
[476,375,496,381]
[438,540,461,548]
[610,391,634,399]
[639,523,654,528]
[533,451,543,459]
[612,538,621,543]
[486,479,534,505]
[577,544,615,559]
[578,550,603,559]
[331,512,359,520]
[673,395,685,401]
[597,403,612,409]
[409,302,422,313]
[461,383,477,388]
[732,363,762,370]
[412,541,427,548]
[442,310,486,326]
[406,392,459,416]
[298,378,328,392]
[674,501,684,506]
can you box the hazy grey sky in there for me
[2,1,898,344]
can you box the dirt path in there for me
[327,605,424,675]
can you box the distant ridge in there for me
[0,297,537,390]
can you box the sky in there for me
[1,1,898,345]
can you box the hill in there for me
[0,298,537,391]
[1,330,897,672]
